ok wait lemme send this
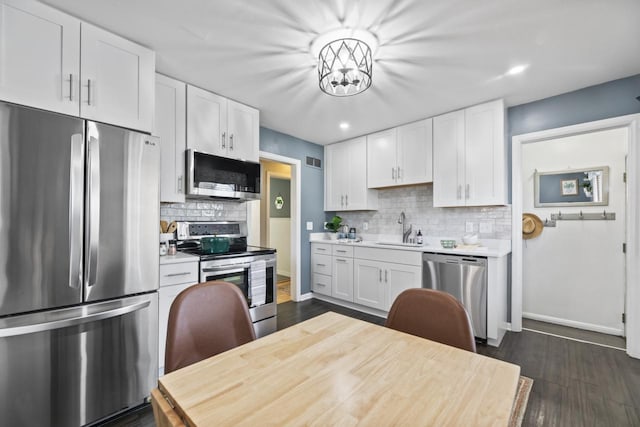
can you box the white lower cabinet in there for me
[312,243,422,312]
[332,254,354,302]
[353,259,386,310]
[158,258,199,376]
[354,258,421,311]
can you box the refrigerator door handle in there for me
[68,134,84,289]
[86,135,100,289]
[0,299,150,338]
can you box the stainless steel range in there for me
[175,221,277,337]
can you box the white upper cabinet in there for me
[227,99,259,162]
[154,74,186,203]
[0,0,155,132]
[367,119,433,188]
[366,128,397,188]
[433,99,506,207]
[80,23,155,132]
[325,136,378,211]
[186,85,227,156]
[186,85,259,162]
[0,0,80,116]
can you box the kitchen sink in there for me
[375,242,423,248]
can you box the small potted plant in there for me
[325,215,344,238]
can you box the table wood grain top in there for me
[158,312,520,426]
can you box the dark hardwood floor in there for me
[102,299,640,427]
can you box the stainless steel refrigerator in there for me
[0,102,159,426]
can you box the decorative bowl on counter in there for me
[462,234,479,245]
[201,236,229,254]
[440,239,457,249]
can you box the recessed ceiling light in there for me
[506,64,528,76]
[339,122,350,130]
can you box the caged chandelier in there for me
[318,38,372,97]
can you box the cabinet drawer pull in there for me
[336,250,347,253]
[336,259,347,263]
[316,248,327,251]
[315,283,327,287]
[164,272,192,277]
[316,263,326,267]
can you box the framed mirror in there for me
[534,166,609,207]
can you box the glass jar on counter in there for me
[159,241,168,256]
[168,241,177,256]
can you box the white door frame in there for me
[259,151,302,302]
[511,113,640,358]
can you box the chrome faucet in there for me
[398,211,412,243]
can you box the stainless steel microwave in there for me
[186,150,261,201]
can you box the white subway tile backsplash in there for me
[335,184,511,240]
[161,200,247,224]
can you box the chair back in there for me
[164,281,256,373]
[385,288,476,352]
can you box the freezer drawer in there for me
[0,293,158,426]
[422,253,487,339]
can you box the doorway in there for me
[520,128,627,341]
[511,113,640,359]
[246,152,301,304]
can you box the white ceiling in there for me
[42,0,640,145]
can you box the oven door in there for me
[201,263,252,306]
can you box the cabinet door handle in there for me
[68,74,73,101]
[86,79,92,105]
[457,185,462,200]
[385,269,388,282]
[392,167,396,180]
[221,132,226,149]
[341,195,344,207]
[466,184,470,199]
[177,176,183,193]
[230,134,234,150]
[379,269,382,282]
[164,272,191,278]
[397,166,401,180]
[345,194,348,207]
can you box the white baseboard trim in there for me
[295,292,313,302]
[311,294,387,319]
[523,312,624,336]
[277,270,291,278]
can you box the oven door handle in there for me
[202,264,251,273]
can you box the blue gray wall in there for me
[260,127,324,294]
[507,74,640,198]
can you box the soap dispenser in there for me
[416,229,423,245]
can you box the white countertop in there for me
[159,252,200,265]
[309,233,511,258]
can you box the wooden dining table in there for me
[156,311,520,426]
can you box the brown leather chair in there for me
[164,280,256,373]
[385,288,477,352]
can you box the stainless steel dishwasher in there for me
[422,253,487,340]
